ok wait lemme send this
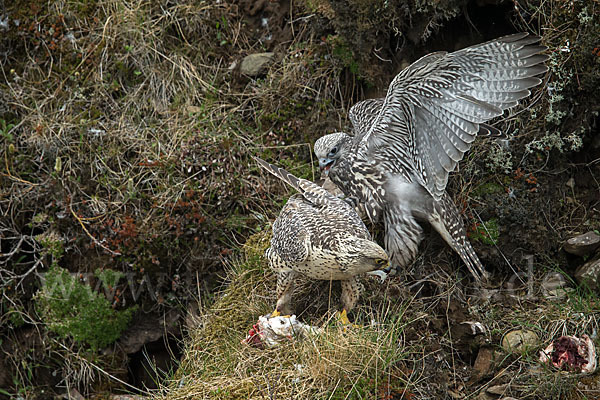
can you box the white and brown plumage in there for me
[314,33,548,280]
[255,157,389,321]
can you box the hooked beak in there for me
[377,260,392,274]
[380,260,391,272]
[319,158,335,175]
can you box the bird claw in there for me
[336,310,361,331]
[337,309,360,329]
[337,309,351,325]
[270,309,292,318]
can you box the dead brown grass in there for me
[0,0,347,394]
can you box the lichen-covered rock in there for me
[501,329,539,352]
[574,257,600,292]
[240,52,275,76]
[564,231,600,257]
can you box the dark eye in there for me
[329,147,338,155]
[375,258,387,265]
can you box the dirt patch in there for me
[238,0,293,50]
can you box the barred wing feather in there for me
[356,32,547,200]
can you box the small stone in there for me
[240,52,275,76]
[186,105,203,114]
[447,389,465,399]
[564,231,600,256]
[487,384,509,395]
[470,347,495,382]
[574,257,600,292]
[545,287,573,299]
[501,329,539,352]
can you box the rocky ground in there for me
[0,0,599,399]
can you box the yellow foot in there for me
[337,309,351,325]
[270,310,292,318]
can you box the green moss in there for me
[242,230,272,261]
[329,36,360,75]
[473,182,504,197]
[35,266,136,350]
[7,307,26,328]
[470,218,499,246]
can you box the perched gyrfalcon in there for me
[314,33,548,280]
[255,157,389,323]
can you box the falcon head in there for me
[343,237,390,274]
[314,132,351,176]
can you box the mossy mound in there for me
[35,266,136,350]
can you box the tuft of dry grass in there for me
[164,233,419,400]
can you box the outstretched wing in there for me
[349,98,384,142]
[357,33,547,200]
[254,157,365,229]
[350,98,505,140]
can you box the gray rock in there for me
[564,231,600,256]
[240,52,275,76]
[575,257,600,291]
[541,272,572,300]
[118,310,179,354]
[501,329,539,352]
[487,384,509,395]
[64,389,85,400]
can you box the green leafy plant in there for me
[0,118,15,142]
[95,268,124,291]
[35,266,136,350]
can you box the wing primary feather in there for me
[478,123,504,138]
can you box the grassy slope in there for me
[165,232,600,399]
[0,0,345,395]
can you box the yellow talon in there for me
[337,309,351,325]
[271,310,281,317]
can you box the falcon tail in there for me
[429,193,488,281]
[254,157,305,194]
